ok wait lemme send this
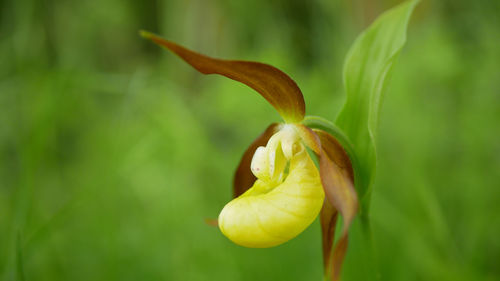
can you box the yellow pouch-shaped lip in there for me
[218,147,325,248]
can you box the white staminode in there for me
[250,124,300,184]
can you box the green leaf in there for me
[16,232,26,281]
[336,0,419,214]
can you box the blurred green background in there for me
[1,0,499,280]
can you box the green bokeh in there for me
[1,0,499,280]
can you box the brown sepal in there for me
[140,31,306,123]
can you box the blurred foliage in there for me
[1,0,499,280]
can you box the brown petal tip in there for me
[204,218,218,227]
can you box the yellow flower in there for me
[141,31,358,280]
[219,124,325,248]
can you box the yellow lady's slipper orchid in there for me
[219,124,325,248]
[141,31,358,281]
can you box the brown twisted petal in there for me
[320,200,349,281]
[320,200,338,271]
[330,233,349,281]
[233,123,279,198]
[314,129,358,234]
[140,31,306,123]
[296,125,358,281]
[317,129,358,281]
[314,129,354,181]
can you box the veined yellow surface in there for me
[218,138,325,248]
